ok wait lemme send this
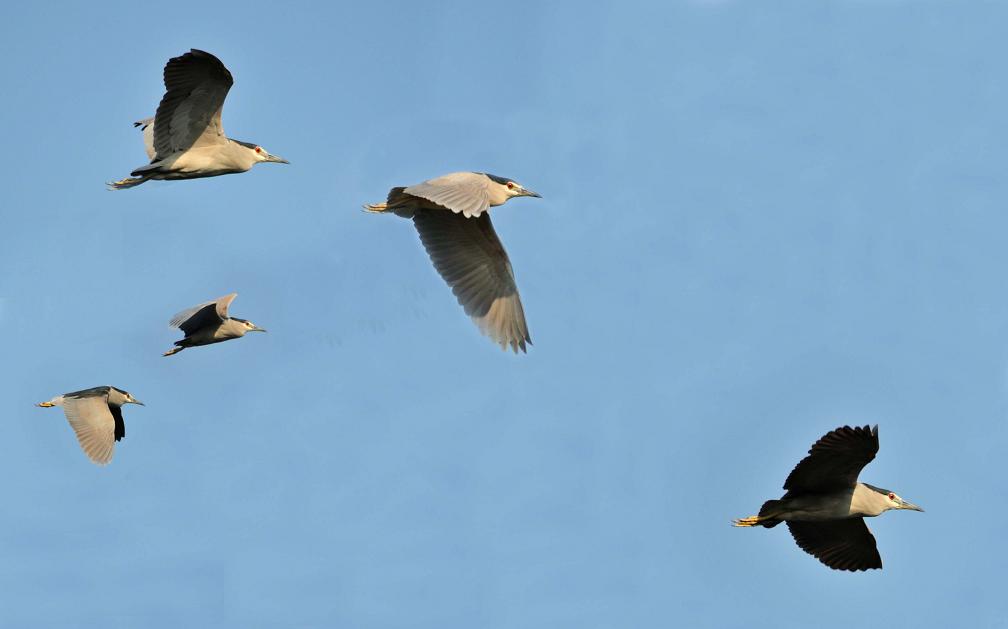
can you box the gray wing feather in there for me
[134,117,156,160]
[405,172,491,218]
[169,293,236,333]
[784,425,879,493]
[61,393,116,465]
[786,519,883,571]
[413,210,530,352]
[153,49,234,159]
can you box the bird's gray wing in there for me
[405,172,491,218]
[169,293,236,334]
[61,392,117,465]
[783,425,878,493]
[413,210,530,353]
[152,49,234,158]
[786,518,883,571]
[134,117,156,160]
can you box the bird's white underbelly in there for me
[162,147,248,176]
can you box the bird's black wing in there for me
[172,303,223,336]
[786,518,883,571]
[63,386,112,399]
[152,49,234,158]
[109,404,125,442]
[783,425,878,493]
[412,210,531,353]
[169,293,235,335]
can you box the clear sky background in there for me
[2,1,1005,627]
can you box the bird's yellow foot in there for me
[107,177,146,190]
[732,516,761,527]
[362,202,388,213]
[37,402,55,407]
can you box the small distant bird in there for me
[733,425,923,571]
[366,171,541,353]
[108,49,288,189]
[164,292,265,356]
[37,386,144,465]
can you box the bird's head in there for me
[250,144,289,165]
[235,140,288,166]
[504,180,541,199]
[124,392,145,407]
[237,319,267,334]
[868,485,924,513]
[485,173,541,201]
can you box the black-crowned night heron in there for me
[108,49,288,189]
[37,386,144,465]
[365,171,541,353]
[733,425,922,571]
[164,292,265,356]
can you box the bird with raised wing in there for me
[108,49,288,189]
[366,171,541,353]
[733,425,923,571]
[37,386,144,465]
[163,292,265,356]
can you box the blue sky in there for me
[2,1,1006,626]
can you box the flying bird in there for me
[108,48,288,189]
[733,425,923,571]
[365,171,541,353]
[37,386,144,465]
[164,292,265,356]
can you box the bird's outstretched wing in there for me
[169,293,236,334]
[405,172,492,218]
[413,210,530,353]
[783,425,878,493]
[152,49,234,159]
[61,390,117,465]
[786,518,883,571]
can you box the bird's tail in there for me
[363,187,415,218]
[163,345,185,357]
[107,175,152,190]
[732,500,784,528]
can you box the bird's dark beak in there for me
[252,326,267,333]
[522,188,542,198]
[266,153,289,165]
[134,400,146,407]
[901,500,923,512]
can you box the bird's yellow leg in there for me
[37,402,55,407]
[362,202,388,213]
[732,516,762,527]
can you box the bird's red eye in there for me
[507,182,514,189]
[255,147,262,153]
[888,493,895,500]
